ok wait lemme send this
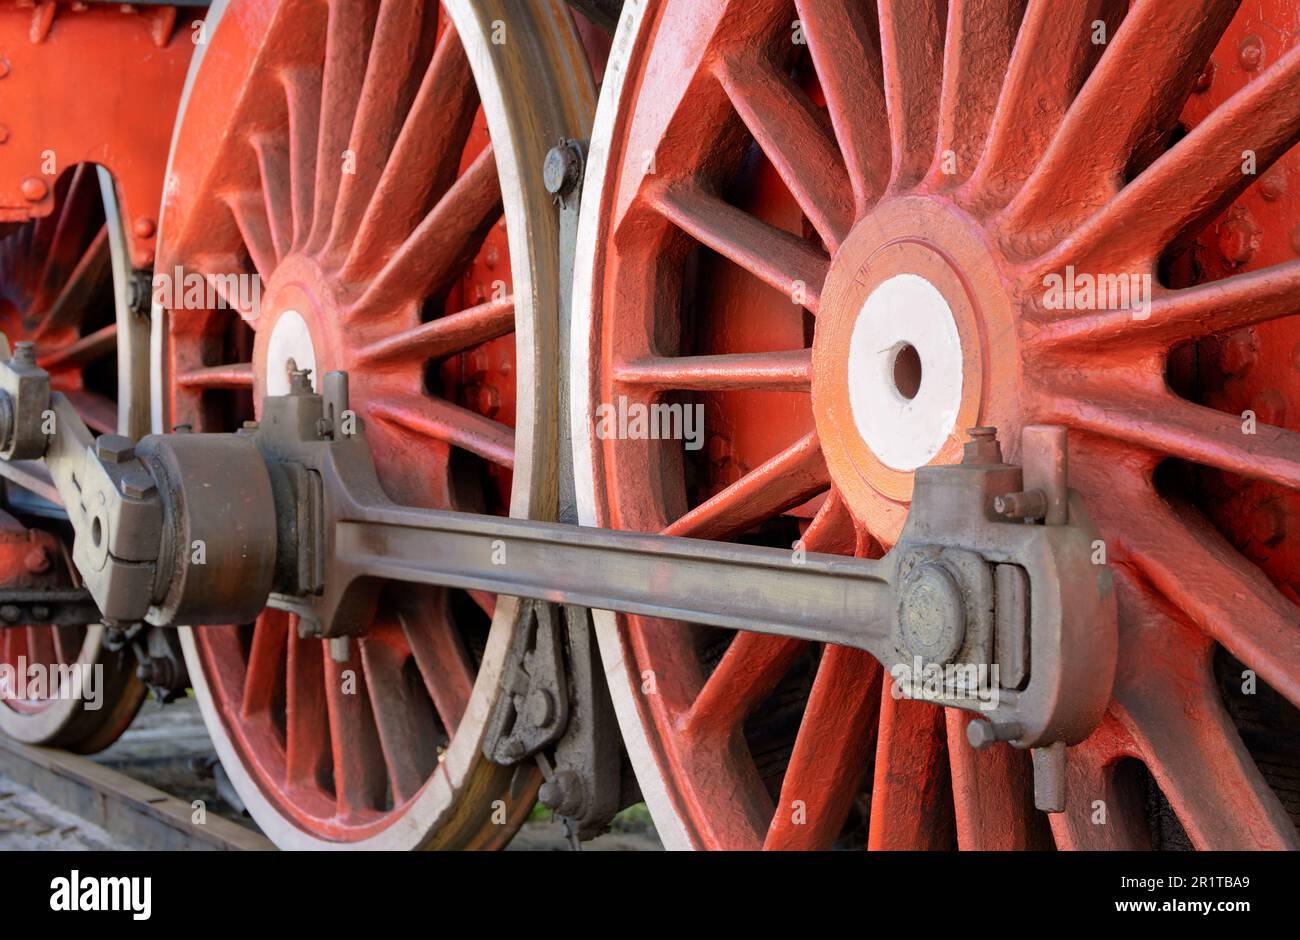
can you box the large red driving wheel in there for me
[154,0,592,848]
[0,165,146,751]
[573,0,1300,849]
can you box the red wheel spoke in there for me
[964,0,1107,209]
[1003,0,1237,236]
[306,0,381,254]
[250,131,294,263]
[34,226,110,341]
[354,295,514,367]
[764,647,881,850]
[37,323,117,371]
[282,66,323,248]
[61,389,117,436]
[285,619,331,791]
[646,183,827,314]
[395,589,473,736]
[929,0,1025,188]
[51,626,84,668]
[662,433,829,541]
[175,361,256,390]
[946,710,1052,849]
[241,612,289,719]
[868,689,954,850]
[323,647,388,819]
[793,0,888,214]
[683,632,807,742]
[1049,711,1152,850]
[613,350,811,392]
[1123,495,1300,711]
[224,190,279,282]
[1046,42,1300,270]
[25,628,56,674]
[1033,259,1300,353]
[369,393,515,469]
[877,0,946,192]
[1112,579,1300,849]
[801,488,858,556]
[344,24,478,279]
[714,54,853,251]
[325,0,440,262]
[359,624,439,805]
[1045,381,1300,491]
[352,145,501,320]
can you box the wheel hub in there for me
[812,196,1019,542]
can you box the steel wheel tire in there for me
[572,0,1300,850]
[0,165,147,751]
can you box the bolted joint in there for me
[542,138,585,200]
[967,718,1024,749]
[993,488,1048,520]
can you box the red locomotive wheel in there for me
[154,0,592,847]
[0,165,147,751]
[572,0,1300,849]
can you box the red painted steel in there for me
[582,0,1300,849]
[0,1,195,267]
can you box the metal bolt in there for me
[122,478,155,500]
[19,177,47,202]
[0,605,19,623]
[994,489,1048,520]
[12,341,35,365]
[31,605,49,623]
[286,358,313,393]
[171,423,193,434]
[966,719,1024,749]
[95,434,136,464]
[542,140,583,198]
[538,769,585,816]
[962,426,1002,465]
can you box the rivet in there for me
[1259,167,1286,202]
[1217,214,1259,266]
[1238,35,1264,71]
[20,176,47,201]
[1219,331,1257,377]
[133,216,156,239]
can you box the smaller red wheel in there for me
[0,165,146,751]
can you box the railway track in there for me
[0,732,272,851]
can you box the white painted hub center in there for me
[265,310,318,395]
[846,273,963,471]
